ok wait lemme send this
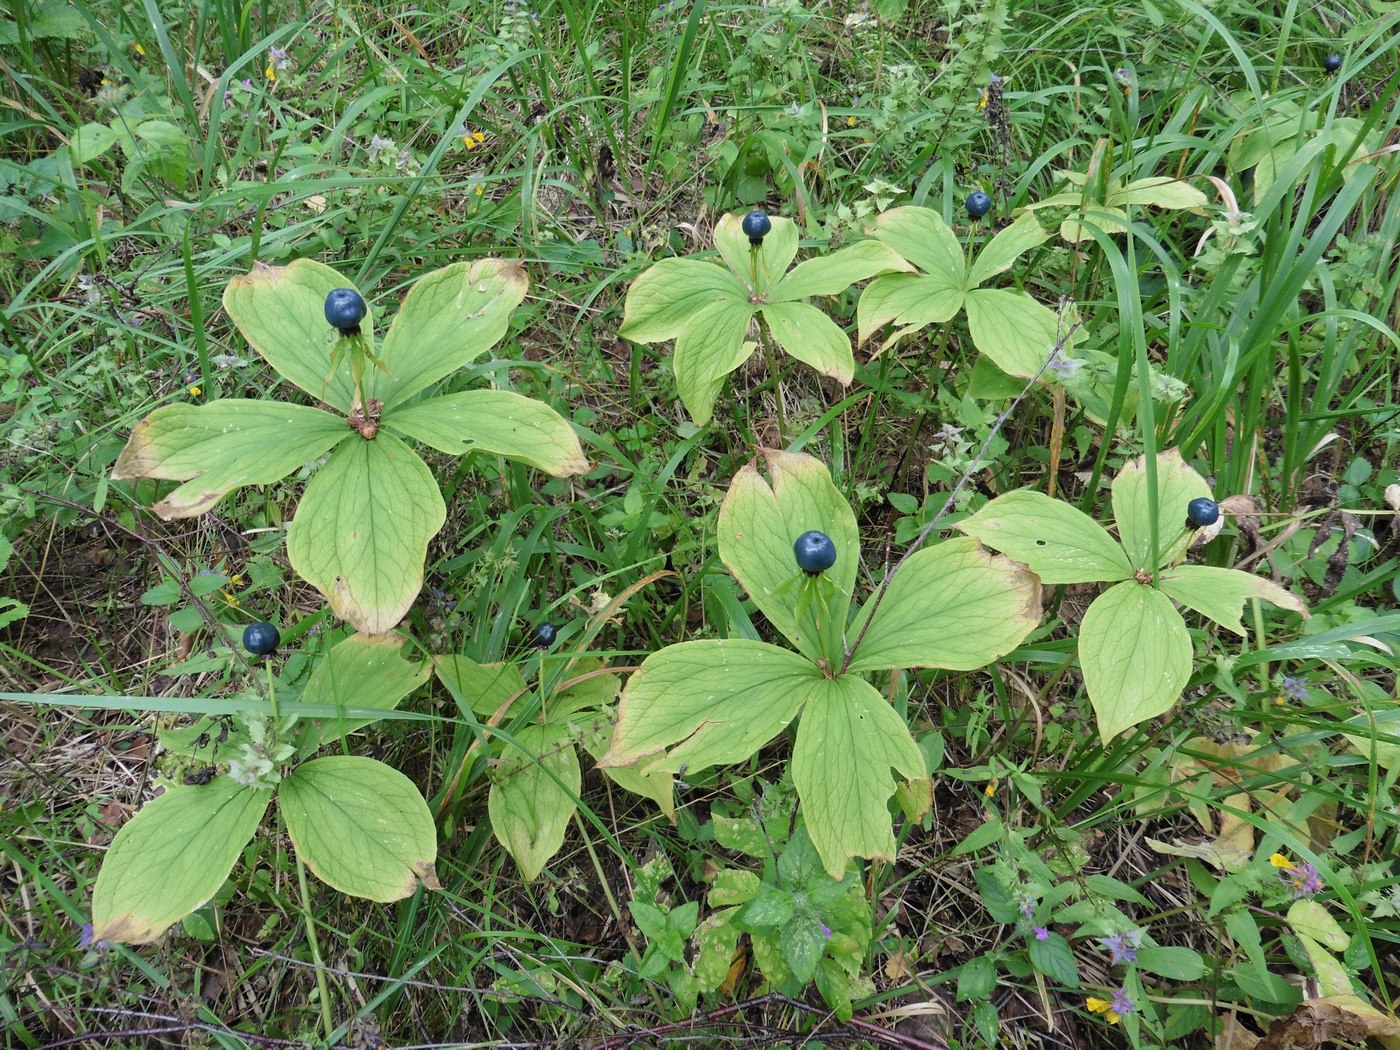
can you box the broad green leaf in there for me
[1287,901,1349,952]
[112,401,351,519]
[370,259,528,409]
[91,779,272,944]
[286,432,445,635]
[279,755,439,901]
[488,723,581,881]
[846,537,1041,673]
[1296,935,1355,998]
[1029,932,1080,988]
[294,633,431,757]
[599,640,817,776]
[771,239,913,302]
[1117,176,1209,210]
[714,212,800,295]
[792,675,929,878]
[70,122,119,165]
[967,213,1051,288]
[964,288,1068,378]
[957,489,1134,583]
[694,911,744,991]
[717,450,859,663]
[1135,945,1207,980]
[1111,450,1212,570]
[433,655,526,718]
[619,257,749,344]
[781,913,830,982]
[223,259,368,409]
[1080,582,1192,743]
[580,718,676,819]
[868,206,965,285]
[855,273,963,347]
[384,389,589,476]
[672,297,758,426]
[762,300,854,383]
[1059,205,1130,243]
[1158,565,1309,636]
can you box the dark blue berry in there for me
[965,191,992,219]
[242,621,281,656]
[324,288,366,333]
[741,209,772,244]
[1185,497,1220,528]
[533,622,557,647]
[1323,53,1343,73]
[793,530,837,575]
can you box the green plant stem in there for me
[296,853,335,1039]
[754,312,788,447]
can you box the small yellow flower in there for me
[462,130,486,150]
[229,574,245,587]
[845,115,857,127]
[984,780,996,798]
[978,90,989,110]
[1270,853,1295,869]
[133,42,145,56]
[1086,997,1120,1023]
[221,590,240,606]
[188,385,202,397]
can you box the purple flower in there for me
[1098,929,1143,965]
[1110,987,1135,1016]
[1279,859,1324,898]
[78,924,109,952]
[1281,675,1309,701]
[1019,898,1035,919]
[818,919,832,939]
[1033,926,1049,941]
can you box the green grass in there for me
[2,0,1399,1045]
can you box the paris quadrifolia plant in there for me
[618,211,913,428]
[958,449,1309,741]
[90,631,436,944]
[112,259,589,635]
[600,449,1043,878]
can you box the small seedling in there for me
[1323,53,1344,73]
[965,191,992,219]
[324,288,367,334]
[533,622,557,647]
[793,530,837,574]
[1186,497,1220,528]
[741,209,772,245]
[242,621,281,656]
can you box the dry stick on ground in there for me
[839,313,1080,675]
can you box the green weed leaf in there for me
[771,239,912,302]
[286,432,445,635]
[963,288,1067,378]
[1158,565,1309,635]
[792,675,929,878]
[718,450,859,664]
[223,259,368,409]
[1111,450,1212,570]
[846,537,1041,673]
[958,489,1134,583]
[1079,582,1191,742]
[112,401,351,519]
[91,779,272,944]
[369,259,528,410]
[761,300,855,383]
[385,389,589,476]
[279,755,439,901]
[966,213,1051,287]
[294,633,431,758]
[488,723,581,881]
[600,640,816,776]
